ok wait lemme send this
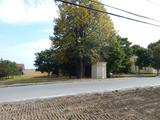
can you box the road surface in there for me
[0,77,160,103]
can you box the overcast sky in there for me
[0,0,160,69]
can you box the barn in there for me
[16,64,25,75]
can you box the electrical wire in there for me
[55,0,160,28]
[90,0,160,22]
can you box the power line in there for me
[90,0,160,22]
[55,0,160,28]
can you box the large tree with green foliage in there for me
[35,48,83,77]
[34,49,59,76]
[51,0,115,78]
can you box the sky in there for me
[0,0,160,69]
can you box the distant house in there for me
[16,64,25,75]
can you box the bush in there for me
[0,59,19,80]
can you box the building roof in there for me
[16,64,25,70]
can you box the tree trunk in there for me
[76,57,84,79]
[79,56,84,78]
[76,60,80,79]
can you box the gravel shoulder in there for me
[1,86,160,120]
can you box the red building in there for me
[16,64,25,75]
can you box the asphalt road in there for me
[0,77,160,103]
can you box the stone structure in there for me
[92,62,106,79]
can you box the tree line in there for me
[34,0,160,78]
[0,59,19,80]
[35,0,131,78]
[132,40,160,75]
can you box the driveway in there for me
[0,77,160,103]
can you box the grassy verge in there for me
[2,75,76,85]
[112,73,157,78]
[1,69,73,85]
[138,74,157,77]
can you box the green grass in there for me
[137,73,157,77]
[112,73,157,78]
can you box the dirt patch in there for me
[0,87,160,120]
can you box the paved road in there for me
[0,77,160,103]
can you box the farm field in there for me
[0,87,160,120]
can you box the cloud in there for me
[0,39,51,69]
[0,0,58,23]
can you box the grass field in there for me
[2,69,72,85]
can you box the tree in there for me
[148,40,160,50]
[0,59,18,80]
[0,60,9,79]
[117,36,132,73]
[8,61,19,77]
[51,0,115,78]
[131,44,141,55]
[102,37,124,76]
[135,47,152,73]
[34,49,59,76]
[148,41,160,75]
[151,44,160,75]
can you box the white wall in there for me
[92,62,106,79]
